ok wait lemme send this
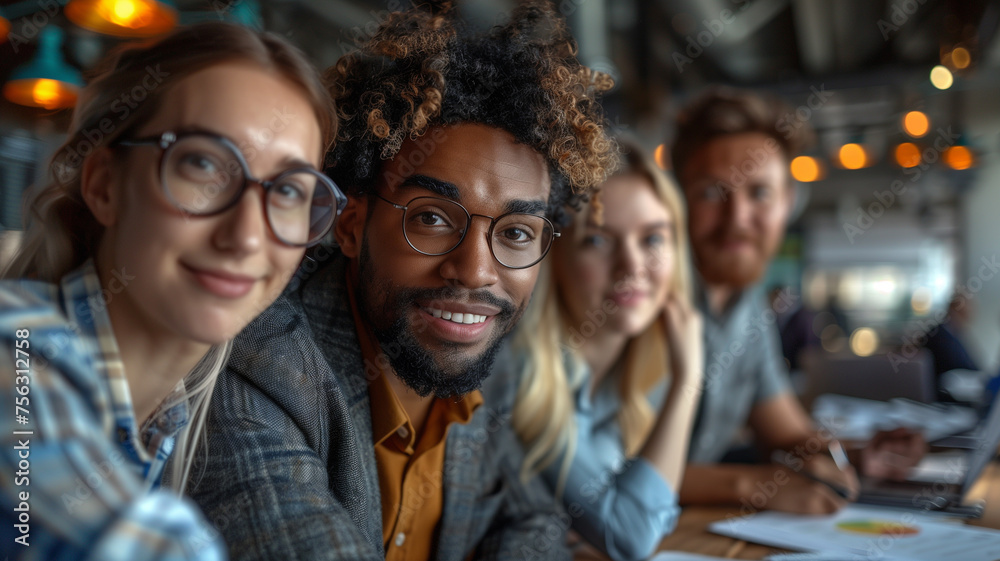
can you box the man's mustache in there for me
[402,286,517,319]
[707,229,760,247]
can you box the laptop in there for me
[801,349,937,409]
[855,388,1000,517]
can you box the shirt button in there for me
[396,426,409,439]
[395,532,406,547]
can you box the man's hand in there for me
[802,453,861,499]
[744,456,860,515]
[860,428,927,481]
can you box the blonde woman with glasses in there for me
[0,22,342,560]
[507,142,703,561]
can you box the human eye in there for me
[406,202,460,236]
[497,224,537,245]
[698,182,727,202]
[177,151,223,180]
[751,184,774,202]
[413,210,449,226]
[581,230,609,249]
[645,232,665,248]
[270,180,309,209]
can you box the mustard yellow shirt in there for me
[347,275,482,560]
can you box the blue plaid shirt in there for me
[0,261,225,560]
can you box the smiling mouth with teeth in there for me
[425,307,489,325]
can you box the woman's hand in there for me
[661,294,704,388]
[643,294,705,488]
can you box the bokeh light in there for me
[654,144,670,170]
[930,65,954,90]
[903,111,929,137]
[894,143,921,168]
[911,287,932,315]
[790,156,822,182]
[951,47,971,69]
[838,143,869,170]
[850,328,879,357]
[943,146,974,170]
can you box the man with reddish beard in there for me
[187,3,618,561]
[671,88,922,515]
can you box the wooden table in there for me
[656,506,782,559]
[654,462,1000,560]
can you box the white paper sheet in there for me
[648,553,732,561]
[709,504,1000,561]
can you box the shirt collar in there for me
[60,260,189,466]
[344,270,482,448]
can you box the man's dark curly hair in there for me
[324,1,619,220]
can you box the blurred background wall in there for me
[1,0,997,373]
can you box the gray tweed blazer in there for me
[187,250,569,561]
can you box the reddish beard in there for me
[693,230,770,289]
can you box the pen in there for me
[828,439,850,471]
[770,451,852,500]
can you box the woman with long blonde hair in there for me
[0,22,342,559]
[509,142,703,561]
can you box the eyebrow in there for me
[399,174,548,216]
[163,126,318,171]
[504,199,547,215]
[586,220,675,231]
[400,175,461,199]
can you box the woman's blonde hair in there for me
[2,22,336,493]
[512,141,692,495]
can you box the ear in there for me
[335,194,367,259]
[79,147,120,228]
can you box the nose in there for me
[615,237,646,282]
[724,188,753,228]
[438,217,501,289]
[211,185,268,255]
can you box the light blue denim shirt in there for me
[539,356,679,561]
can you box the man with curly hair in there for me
[188,3,617,560]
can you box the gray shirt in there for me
[688,282,791,463]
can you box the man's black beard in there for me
[356,237,518,398]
